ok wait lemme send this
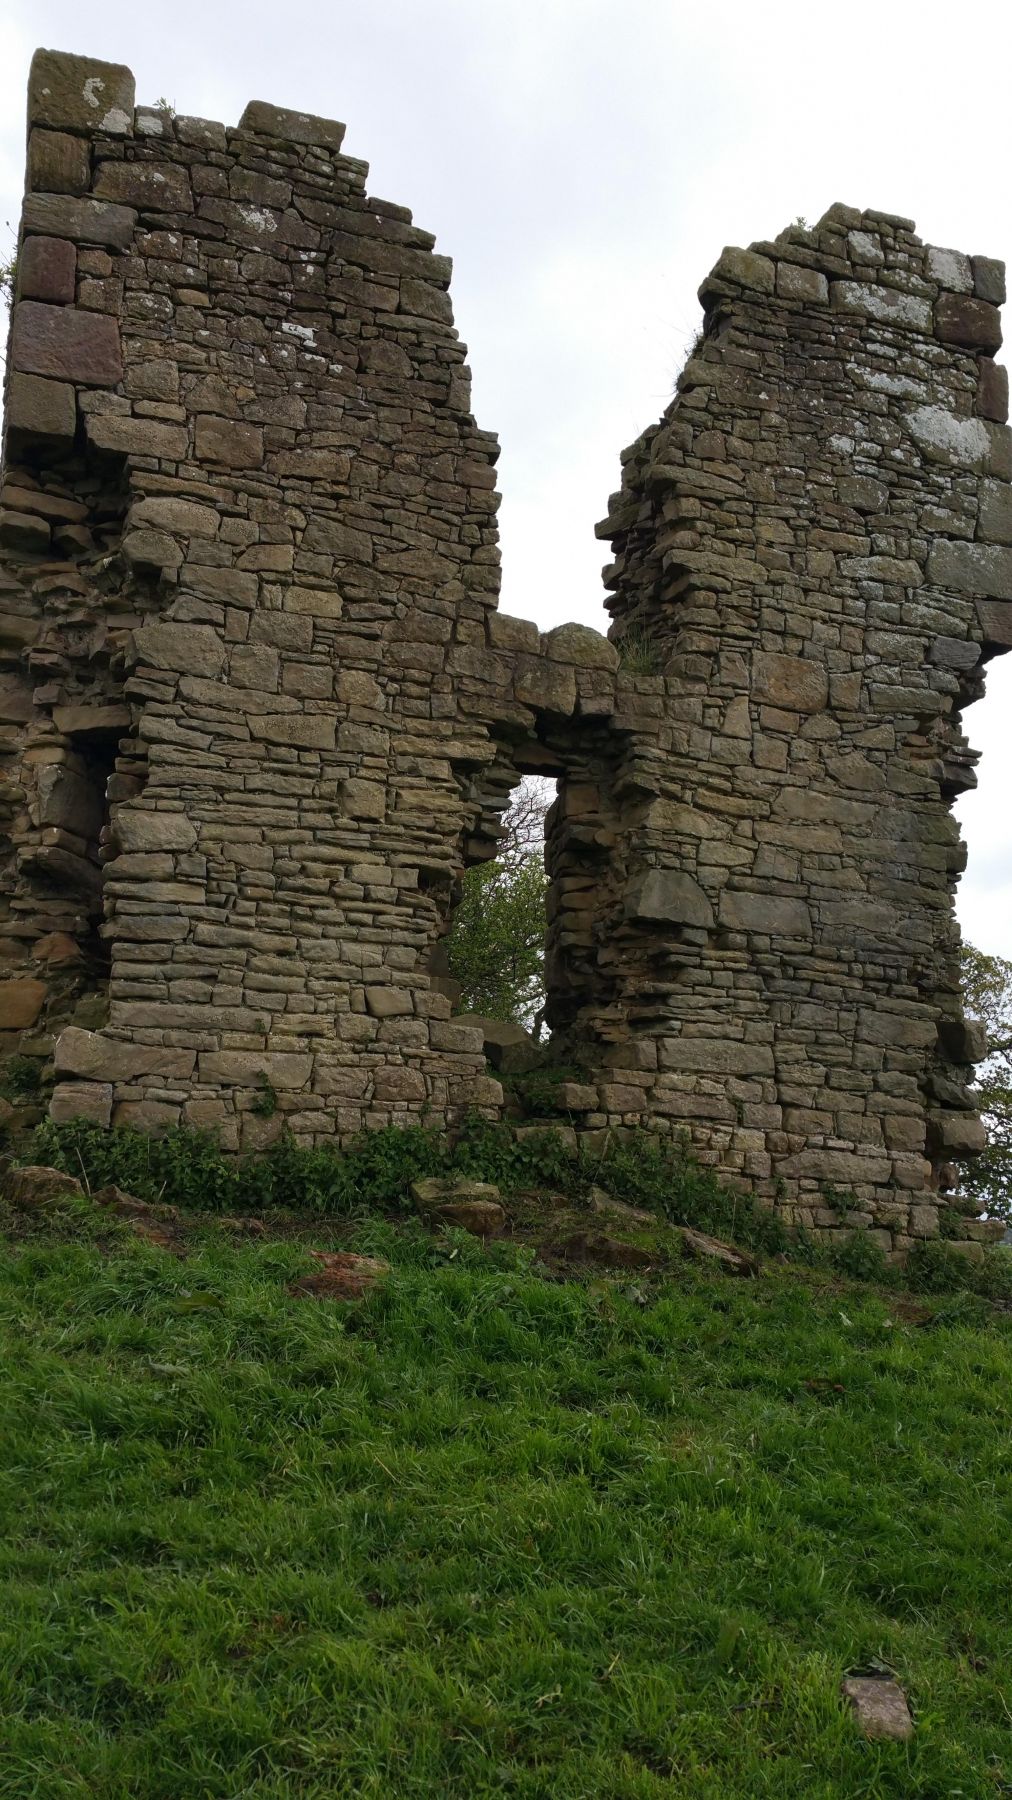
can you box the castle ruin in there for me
[1,48,1009,1257]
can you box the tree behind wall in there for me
[960,943,1012,1222]
[445,777,551,1028]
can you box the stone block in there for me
[624,870,714,929]
[238,99,346,151]
[365,987,413,1018]
[978,480,1012,545]
[49,1082,113,1127]
[0,978,47,1030]
[775,262,828,303]
[831,282,932,330]
[22,193,136,248]
[752,651,828,712]
[542,622,620,670]
[5,371,77,444]
[12,301,122,386]
[133,622,225,678]
[841,1677,913,1743]
[85,415,188,459]
[192,415,263,467]
[927,539,1012,598]
[934,293,1002,352]
[197,1051,313,1088]
[926,245,972,291]
[708,247,775,294]
[977,360,1009,423]
[112,809,197,853]
[28,49,135,135]
[93,161,193,213]
[972,255,1006,305]
[18,236,77,304]
[55,1028,196,1082]
[129,496,219,538]
[27,129,92,195]
[249,713,336,750]
[719,892,812,936]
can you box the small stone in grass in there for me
[289,1251,390,1301]
[841,1676,914,1741]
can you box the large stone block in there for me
[18,235,76,303]
[27,129,92,196]
[11,302,123,386]
[934,293,1002,352]
[624,870,714,928]
[238,99,346,151]
[55,1028,195,1082]
[133,622,225,678]
[28,49,135,136]
[752,652,828,712]
[4,371,76,444]
[93,161,193,213]
[927,539,1012,599]
[719,892,812,936]
[0,978,47,1030]
[22,193,136,248]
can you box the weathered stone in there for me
[934,293,1002,351]
[752,652,828,712]
[133,622,225,677]
[85,415,188,459]
[0,58,1002,1256]
[0,978,47,1030]
[93,160,193,213]
[239,99,346,151]
[972,255,1006,305]
[22,193,136,248]
[3,1164,84,1208]
[542,623,619,670]
[28,49,135,136]
[27,129,92,196]
[841,1677,913,1743]
[55,1027,195,1082]
[719,892,812,935]
[977,360,1009,423]
[48,1081,112,1126]
[18,236,77,304]
[624,870,714,929]
[5,372,76,443]
[680,1228,759,1275]
[927,540,1012,599]
[194,416,265,467]
[12,302,123,387]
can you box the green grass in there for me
[1,1215,1010,1797]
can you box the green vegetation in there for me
[614,628,663,675]
[445,777,550,1026]
[0,1200,1010,1798]
[961,943,1012,1222]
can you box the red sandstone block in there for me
[5,372,77,444]
[934,293,1002,352]
[18,236,76,305]
[11,302,123,387]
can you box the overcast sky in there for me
[2,0,1012,954]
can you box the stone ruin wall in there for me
[1,48,1010,1257]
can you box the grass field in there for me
[1,1203,1010,1799]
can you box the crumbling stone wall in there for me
[1,50,1009,1256]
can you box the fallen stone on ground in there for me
[289,1251,390,1301]
[558,1228,656,1270]
[3,1164,84,1208]
[680,1227,759,1276]
[411,1177,507,1237]
[588,1185,656,1225]
[841,1675,914,1741]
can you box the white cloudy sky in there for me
[2,0,1012,953]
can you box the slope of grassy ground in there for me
[1,1197,1010,1798]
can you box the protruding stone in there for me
[934,293,1002,352]
[624,870,714,929]
[239,99,346,151]
[28,49,135,137]
[0,978,47,1030]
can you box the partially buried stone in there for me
[841,1676,913,1742]
[3,1165,84,1209]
